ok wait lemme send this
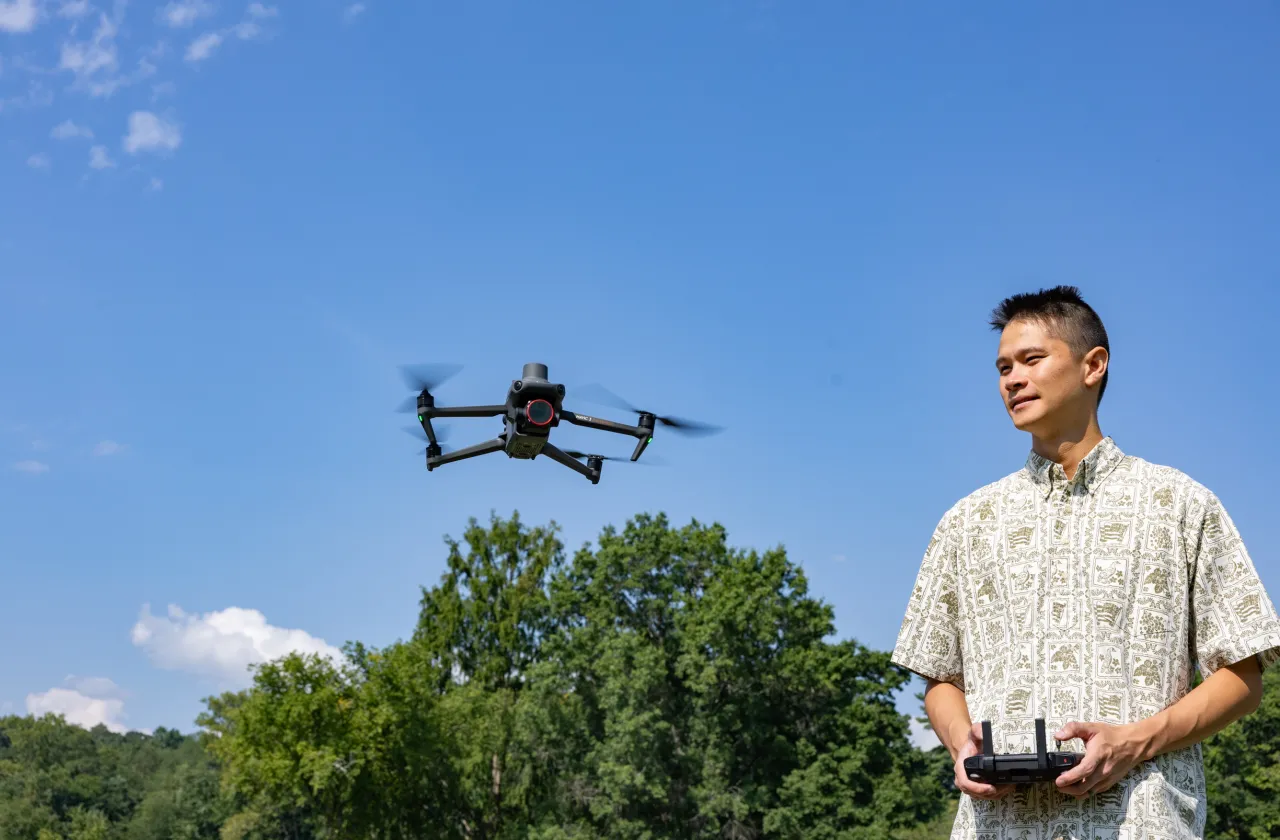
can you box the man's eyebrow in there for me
[995,346,1048,366]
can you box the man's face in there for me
[995,318,1098,436]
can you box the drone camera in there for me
[525,399,555,426]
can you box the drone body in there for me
[398,362,719,484]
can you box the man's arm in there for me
[1054,655,1264,797]
[923,678,974,760]
[1135,655,1263,756]
[924,678,1015,800]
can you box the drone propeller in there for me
[395,363,463,412]
[570,383,723,436]
[403,423,454,453]
[563,449,664,466]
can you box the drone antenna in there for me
[1035,718,1048,769]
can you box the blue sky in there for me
[2,1,1278,745]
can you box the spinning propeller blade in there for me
[403,423,453,453]
[395,363,463,412]
[563,449,664,466]
[570,383,723,436]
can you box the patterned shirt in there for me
[891,436,1280,840]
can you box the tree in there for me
[1204,660,1280,840]
[197,511,951,840]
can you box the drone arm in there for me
[424,404,508,419]
[560,409,644,438]
[539,441,601,484]
[426,437,506,470]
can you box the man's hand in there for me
[953,722,1015,801]
[1053,721,1149,797]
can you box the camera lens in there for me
[526,399,553,426]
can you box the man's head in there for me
[990,286,1110,438]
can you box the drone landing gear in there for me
[425,437,506,470]
[539,442,602,484]
[425,436,602,484]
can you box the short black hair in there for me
[989,285,1110,406]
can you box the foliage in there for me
[1204,661,1280,840]
[2,511,1278,839]
[0,716,231,840]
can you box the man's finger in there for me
[1054,720,1094,741]
[1055,756,1099,789]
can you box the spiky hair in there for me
[989,285,1110,405]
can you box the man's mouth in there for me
[1010,395,1037,411]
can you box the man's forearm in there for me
[924,678,974,760]
[1131,656,1263,760]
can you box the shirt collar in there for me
[1024,436,1126,498]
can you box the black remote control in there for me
[962,718,1083,784]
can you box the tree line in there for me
[2,512,1277,839]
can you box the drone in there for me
[396,362,722,484]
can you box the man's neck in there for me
[1031,417,1105,480]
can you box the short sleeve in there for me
[891,507,965,690]
[1189,492,1280,677]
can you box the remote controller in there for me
[962,718,1083,784]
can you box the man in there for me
[891,286,1280,840]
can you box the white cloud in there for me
[0,0,39,33]
[131,603,345,688]
[89,143,115,168]
[57,9,156,97]
[343,3,365,22]
[59,13,119,79]
[0,79,55,113]
[149,176,164,191]
[185,4,271,62]
[52,119,94,139]
[13,459,49,473]
[93,439,125,456]
[159,0,214,28]
[123,110,181,154]
[26,676,131,734]
[59,0,91,19]
[27,153,51,169]
[184,30,221,61]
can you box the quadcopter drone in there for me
[396,362,722,484]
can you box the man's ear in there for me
[1083,346,1108,388]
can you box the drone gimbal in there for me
[398,362,719,484]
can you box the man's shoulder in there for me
[932,469,1032,526]
[1112,452,1221,507]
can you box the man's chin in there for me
[1008,406,1043,431]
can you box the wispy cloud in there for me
[0,79,55,113]
[58,12,119,82]
[13,459,50,474]
[123,110,181,154]
[27,152,51,169]
[58,0,91,19]
[52,119,94,139]
[185,3,276,63]
[184,30,222,61]
[0,0,39,33]
[89,143,115,168]
[343,3,366,23]
[93,439,125,456]
[157,0,214,28]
